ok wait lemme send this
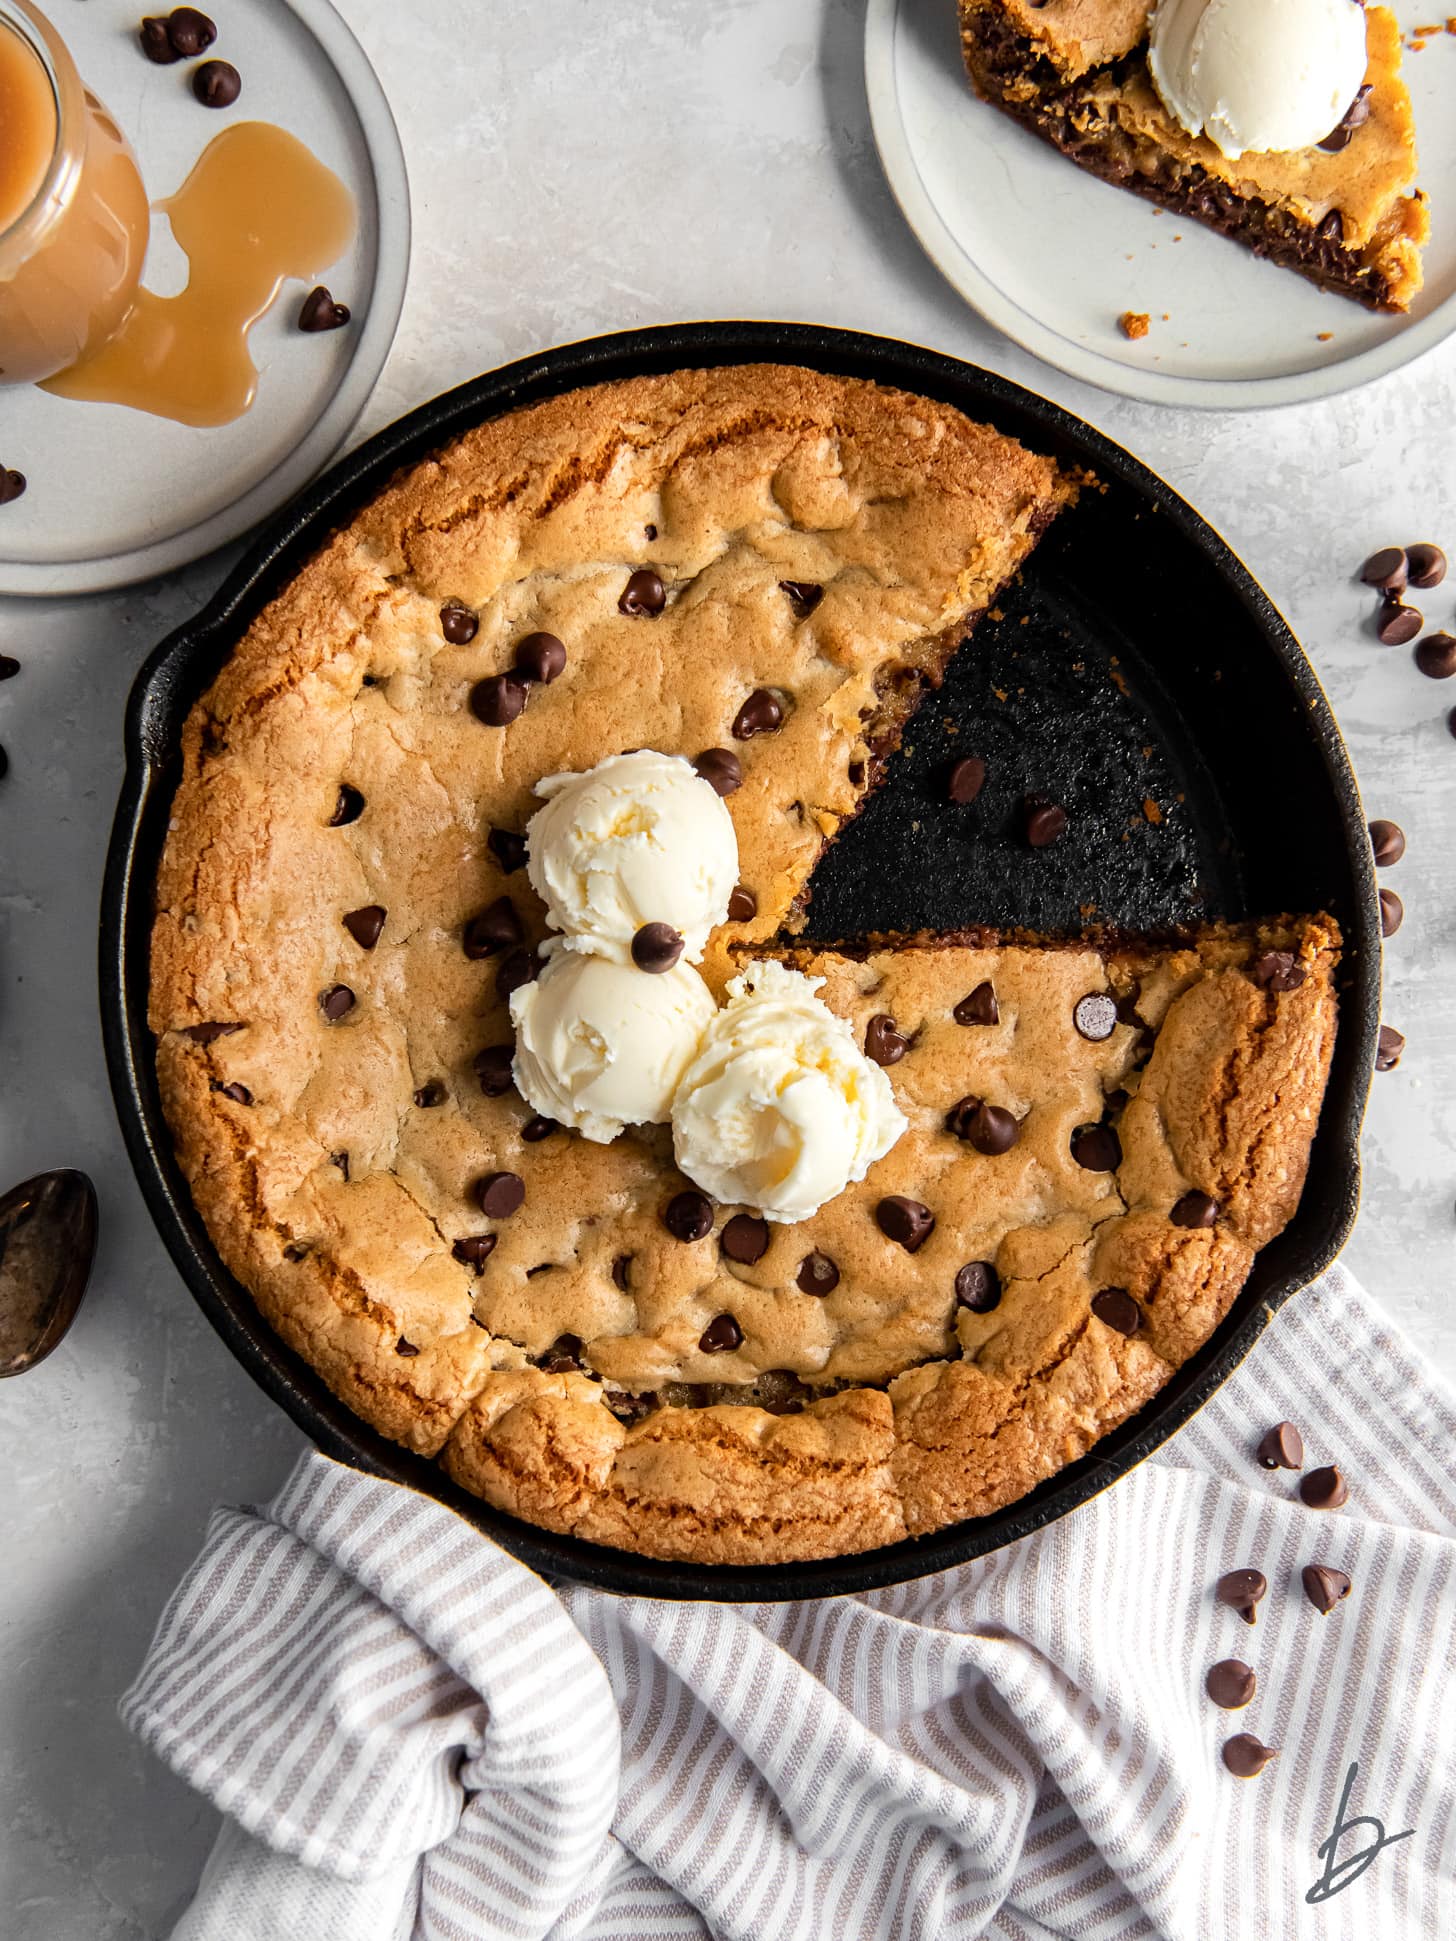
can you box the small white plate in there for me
[865,0,1456,409]
[0,0,409,595]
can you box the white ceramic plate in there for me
[865,0,1456,409]
[0,0,409,595]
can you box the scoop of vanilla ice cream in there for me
[525,751,739,964]
[670,960,907,1223]
[1148,0,1367,161]
[510,947,717,1144]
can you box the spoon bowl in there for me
[0,1170,99,1377]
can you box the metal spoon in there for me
[0,1170,98,1377]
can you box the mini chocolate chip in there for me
[0,655,18,680]
[216,1081,252,1105]
[1302,1563,1353,1614]
[1206,1660,1257,1709]
[495,947,537,1000]
[440,601,479,644]
[797,1251,839,1295]
[515,631,566,683]
[182,1021,243,1043]
[632,922,683,973]
[1257,1420,1304,1469]
[331,1151,350,1181]
[1222,1733,1277,1778]
[475,1044,515,1096]
[1376,1024,1404,1071]
[1215,1567,1268,1624]
[1317,208,1344,243]
[619,568,665,616]
[953,982,998,1027]
[541,1332,584,1373]
[1407,542,1446,588]
[1071,1123,1122,1171]
[946,1098,1019,1155]
[612,1253,633,1291]
[0,469,25,505]
[1024,796,1068,847]
[476,1171,525,1219]
[700,1313,743,1354]
[488,826,528,873]
[1251,950,1306,993]
[298,285,349,332]
[1073,992,1118,1042]
[694,747,742,795]
[471,673,529,727]
[947,755,987,805]
[1415,631,1456,679]
[955,1260,1001,1312]
[319,984,355,1021]
[453,1234,497,1268]
[329,783,365,826]
[1300,1465,1350,1509]
[413,1079,446,1107]
[876,1195,935,1251]
[1171,1189,1219,1228]
[643,523,658,541]
[463,896,523,958]
[727,885,758,923]
[1369,818,1405,866]
[193,58,241,107]
[395,1336,420,1357]
[864,1014,909,1066]
[1091,1287,1141,1336]
[168,7,217,53]
[721,1213,769,1264]
[1317,81,1371,151]
[780,580,824,617]
[140,15,180,61]
[1379,887,1403,937]
[663,1190,713,1242]
[732,688,784,739]
[607,1389,658,1423]
[521,1115,557,1143]
[1377,603,1422,646]
[342,905,386,950]
[1359,545,1408,593]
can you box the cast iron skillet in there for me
[100,323,1379,1601]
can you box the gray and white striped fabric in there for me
[123,1263,1456,1941]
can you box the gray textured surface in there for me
[0,2,1452,1935]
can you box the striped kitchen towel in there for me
[123,1262,1456,1941]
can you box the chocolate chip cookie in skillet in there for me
[148,363,1339,1566]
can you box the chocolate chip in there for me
[495,947,537,1000]
[1379,887,1403,937]
[1024,797,1068,847]
[1377,603,1423,646]
[0,469,25,505]
[612,1253,633,1291]
[607,1388,658,1423]
[216,1081,252,1105]
[947,755,986,805]
[1317,81,1372,151]
[463,896,523,958]
[864,1014,908,1066]
[643,523,658,542]
[1171,1189,1218,1228]
[1071,1123,1122,1172]
[1257,1420,1304,1469]
[329,783,365,826]
[1415,632,1456,679]
[395,1336,420,1358]
[1251,950,1306,992]
[1091,1287,1141,1336]
[1301,1563,1352,1614]
[471,673,528,727]
[693,747,742,795]
[1222,1734,1277,1778]
[700,1313,743,1354]
[1376,1023,1404,1071]
[413,1079,446,1107]
[724,885,758,925]
[1369,818,1405,866]
[319,984,355,1021]
[331,1151,350,1181]
[619,568,665,616]
[663,1190,713,1242]
[515,631,566,683]
[732,688,784,739]
[1073,992,1117,1042]
[954,1261,1001,1312]
[1215,1567,1268,1624]
[476,1171,524,1219]
[946,1098,1019,1155]
[474,1045,515,1096]
[453,1233,497,1268]
[1449,705,1456,738]
[1300,1465,1350,1509]
[631,922,684,973]
[296,284,350,331]
[140,15,180,61]
[521,1115,557,1142]
[721,1213,769,1264]
[1206,1660,1256,1709]
[488,826,528,873]
[876,1195,935,1251]
[1407,542,1446,589]
[0,655,18,680]
[1317,208,1344,243]
[181,1021,243,1044]
[953,982,998,1027]
[797,1251,839,1295]
[540,1332,584,1374]
[440,601,479,644]
[193,58,241,107]
[342,905,386,950]
[167,7,217,54]
[780,580,824,617]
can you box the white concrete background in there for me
[1,2,1453,1934]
